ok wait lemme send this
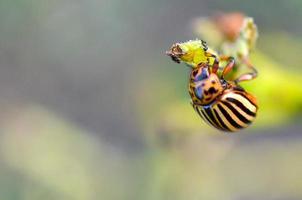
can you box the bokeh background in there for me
[0,0,302,199]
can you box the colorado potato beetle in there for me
[188,58,258,132]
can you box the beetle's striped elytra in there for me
[191,89,257,132]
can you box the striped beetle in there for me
[189,57,258,132]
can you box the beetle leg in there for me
[219,55,232,61]
[234,58,258,83]
[212,56,219,74]
[204,52,216,57]
[221,57,235,78]
[234,68,258,83]
[204,52,219,74]
[217,55,233,70]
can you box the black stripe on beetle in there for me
[221,101,252,125]
[226,97,256,117]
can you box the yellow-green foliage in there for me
[174,40,217,67]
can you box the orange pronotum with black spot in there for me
[188,58,258,132]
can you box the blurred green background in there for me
[0,0,302,199]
